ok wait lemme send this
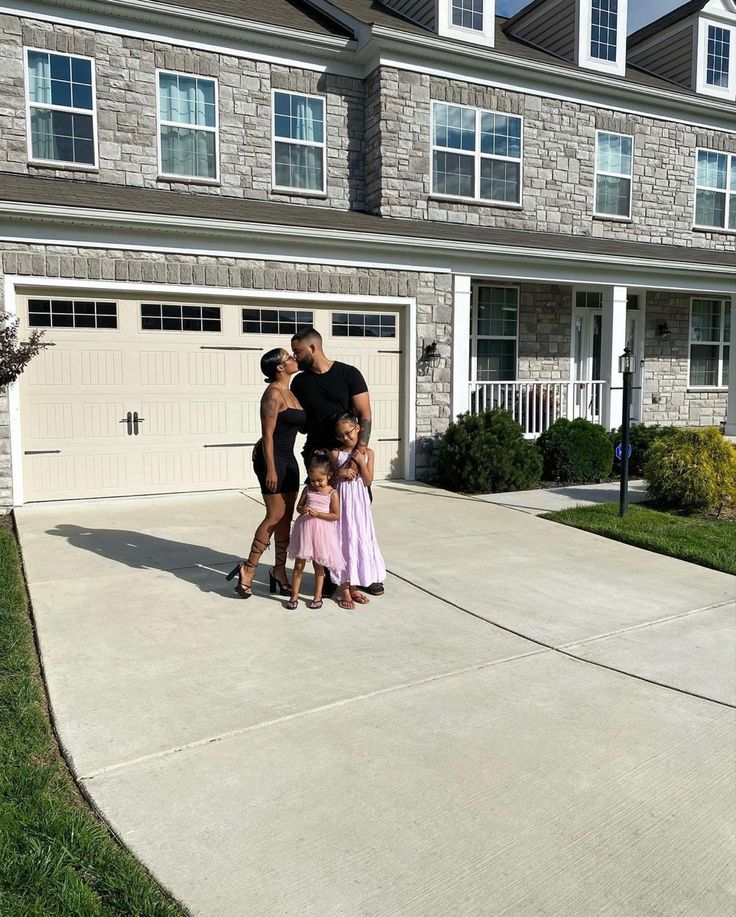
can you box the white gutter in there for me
[1,199,733,278]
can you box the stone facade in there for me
[368,68,735,252]
[517,284,574,381]
[0,17,366,210]
[643,291,729,428]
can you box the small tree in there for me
[0,310,45,387]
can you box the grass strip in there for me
[542,503,736,576]
[0,526,187,916]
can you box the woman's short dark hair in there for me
[260,348,284,383]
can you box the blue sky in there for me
[497,0,685,32]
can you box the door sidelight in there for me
[133,411,145,436]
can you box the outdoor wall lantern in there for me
[657,322,671,339]
[618,347,636,375]
[423,340,441,367]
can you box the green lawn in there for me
[0,525,187,917]
[542,503,736,576]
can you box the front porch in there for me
[450,279,734,438]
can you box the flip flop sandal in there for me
[350,591,370,604]
[337,599,355,609]
[308,599,323,610]
[284,598,299,610]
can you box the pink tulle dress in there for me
[288,489,345,570]
[330,451,386,587]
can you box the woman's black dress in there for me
[252,407,306,495]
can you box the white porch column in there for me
[726,294,736,437]
[451,274,472,419]
[600,285,628,430]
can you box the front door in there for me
[573,293,603,422]
[625,296,644,423]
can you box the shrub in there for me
[608,423,680,477]
[537,417,614,484]
[644,427,736,513]
[436,409,542,494]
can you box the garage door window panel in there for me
[332,313,396,338]
[28,298,117,329]
[242,308,314,335]
[141,304,222,332]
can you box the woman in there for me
[227,348,305,598]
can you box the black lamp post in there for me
[619,346,635,517]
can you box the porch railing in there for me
[468,380,605,438]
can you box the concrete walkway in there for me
[15,483,736,916]
[479,479,649,514]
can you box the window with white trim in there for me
[695,149,736,231]
[242,308,314,335]
[272,91,325,193]
[689,298,730,388]
[432,102,522,205]
[590,0,619,62]
[595,131,633,218]
[332,313,396,338]
[28,299,116,329]
[141,303,221,332]
[706,24,731,88]
[472,286,518,381]
[158,71,218,180]
[25,49,96,166]
[452,0,484,31]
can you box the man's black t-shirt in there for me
[291,361,368,455]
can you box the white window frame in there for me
[156,69,220,184]
[577,0,628,77]
[693,148,736,234]
[271,89,327,196]
[470,284,519,383]
[24,46,98,170]
[430,101,523,207]
[593,129,633,220]
[437,0,495,46]
[696,18,736,99]
[688,297,731,390]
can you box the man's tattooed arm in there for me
[358,418,372,449]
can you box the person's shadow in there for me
[46,524,280,599]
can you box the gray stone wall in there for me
[0,17,365,209]
[517,284,573,380]
[370,67,735,251]
[0,244,451,504]
[642,291,729,427]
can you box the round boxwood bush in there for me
[608,423,680,477]
[436,409,542,494]
[644,427,736,513]
[537,417,614,484]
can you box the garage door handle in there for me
[120,412,133,435]
[133,412,145,436]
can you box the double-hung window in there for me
[595,131,633,218]
[432,102,522,205]
[158,71,218,181]
[706,25,731,88]
[694,150,736,231]
[26,49,96,167]
[452,0,484,31]
[272,91,325,193]
[590,0,618,62]
[689,299,731,388]
[472,286,518,382]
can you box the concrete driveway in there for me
[15,483,736,916]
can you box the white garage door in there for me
[17,292,405,502]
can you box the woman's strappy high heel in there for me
[226,537,269,598]
[269,536,291,595]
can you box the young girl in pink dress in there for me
[286,452,344,610]
[330,412,386,609]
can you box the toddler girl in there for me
[286,452,343,610]
[330,412,386,609]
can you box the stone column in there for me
[726,294,736,437]
[600,285,628,430]
[451,274,472,419]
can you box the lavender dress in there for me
[288,489,344,570]
[330,450,386,587]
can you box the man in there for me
[290,326,384,596]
